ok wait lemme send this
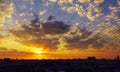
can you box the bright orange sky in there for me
[0,51,119,59]
[0,0,120,59]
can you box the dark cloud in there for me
[9,49,18,53]
[0,47,7,51]
[43,21,69,34]
[63,30,106,50]
[0,35,4,39]
[10,15,69,50]
[64,37,89,49]
[8,49,33,54]
[0,48,18,53]
[101,26,120,49]
[0,48,33,54]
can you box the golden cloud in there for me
[66,6,76,13]
[78,0,91,3]
[86,11,96,21]
[0,0,14,25]
[39,10,47,15]
[68,0,74,4]
[94,0,104,5]
[49,0,57,3]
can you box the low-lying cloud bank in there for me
[10,15,120,51]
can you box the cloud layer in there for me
[0,0,120,54]
[10,15,120,51]
[0,0,14,26]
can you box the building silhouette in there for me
[87,56,96,60]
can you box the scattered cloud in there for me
[94,0,104,5]
[49,0,57,3]
[39,10,47,15]
[102,26,120,44]
[0,0,14,25]
[78,0,91,3]
[0,0,120,54]
[10,15,119,51]
[30,0,34,5]
[118,0,120,6]
[19,13,25,17]
[66,6,76,14]
[50,0,104,21]
[0,47,7,51]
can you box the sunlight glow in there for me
[35,49,42,54]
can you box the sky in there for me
[0,0,120,59]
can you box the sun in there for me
[35,49,42,54]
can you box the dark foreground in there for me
[0,59,120,72]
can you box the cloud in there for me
[118,0,120,6]
[1,0,119,52]
[43,21,69,34]
[0,47,7,51]
[39,10,46,15]
[10,16,70,50]
[9,11,120,51]
[0,0,14,25]
[0,35,4,39]
[60,27,107,49]
[94,0,104,5]
[0,47,18,53]
[19,13,25,17]
[51,0,104,21]
[102,26,120,44]
[68,0,74,4]
[86,11,96,21]
[0,47,33,54]
[57,0,71,5]
[66,6,76,14]
[30,0,34,5]
[85,2,104,21]
[10,16,108,50]
[56,0,74,4]
[49,0,57,3]
[78,0,91,3]
[86,10,103,21]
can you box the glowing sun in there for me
[35,49,42,54]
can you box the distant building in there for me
[117,56,119,60]
[3,58,11,61]
[87,56,96,60]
